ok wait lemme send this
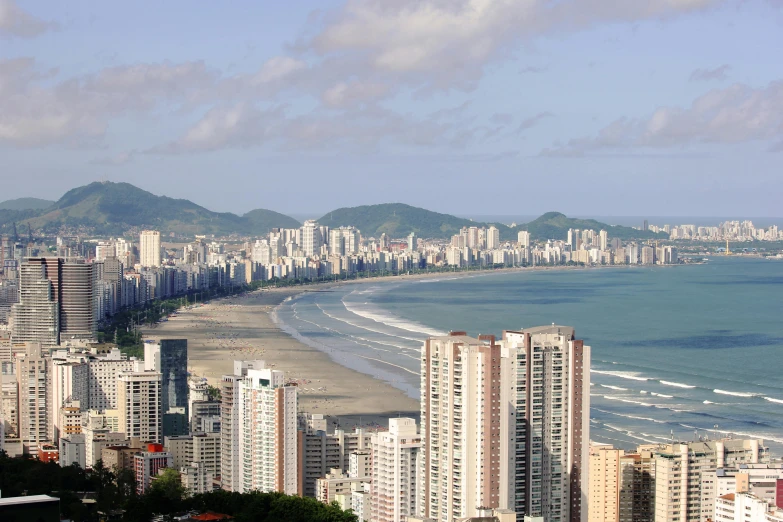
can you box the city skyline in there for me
[1,1,782,216]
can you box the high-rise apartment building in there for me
[145,339,188,436]
[219,359,266,492]
[599,230,608,251]
[236,367,298,494]
[59,260,95,340]
[300,220,322,258]
[51,358,89,442]
[371,417,421,522]
[619,447,657,522]
[419,326,590,522]
[117,369,162,443]
[419,332,504,521]
[501,326,590,522]
[165,431,220,478]
[134,443,172,494]
[297,413,372,498]
[589,444,624,522]
[87,349,134,410]
[653,439,769,522]
[487,226,500,250]
[11,262,59,346]
[15,342,52,454]
[139,230,161,268]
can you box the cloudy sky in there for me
[1,1,782,217]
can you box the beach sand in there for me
[140,265,619,429]
[142,285,420,429]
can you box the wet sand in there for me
[142,286,420,428]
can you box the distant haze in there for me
[467,216,783,229]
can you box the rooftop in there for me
[0,495,59,506]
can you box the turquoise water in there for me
[274,257,783,454]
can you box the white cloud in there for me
[542,81,783,155]
[0,0,53,37]
[308,0,724,91]
[0,0,730,154]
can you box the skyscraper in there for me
[301,220,322,258]
[419,326,590,522]
[15,342,52,454]
[236,367,298,494]
[139,230,161,267]
[60,260,95,340]
[501,326,590,522]
[145,339,188,437]
[220,359,267,492]
[11,261,59,346]
[419,332,506,521]
[371,418,422,522]
[487,226,500,250]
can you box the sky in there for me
[1,0,782,217]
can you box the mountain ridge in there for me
[0,197,55,211]
[0,182,300,237]
[0,183,665,241]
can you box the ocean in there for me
[273,256,783,455]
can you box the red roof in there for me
[190,513,233,521]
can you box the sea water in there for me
[273,256,783,454]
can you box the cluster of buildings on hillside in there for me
[1,323,780,522]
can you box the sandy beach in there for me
[140,265,632,429]
[142,284,420,428]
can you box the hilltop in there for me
[511,212,666,241]
[0,184,665,241]
[0,182,300,237]
[317,203,497,239]
[0,197,55,211]
[318,204,662,241]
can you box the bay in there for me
[273,256,783,454]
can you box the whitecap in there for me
[600,384,628,391]
[714,389,757,398]
[660,380,696,389]
[591,370,648,381]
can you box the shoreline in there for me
[141,263,683,429]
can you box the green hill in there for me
[242,208,303,235]
[317,203,494,239]
[0,197,54,210]
[511,212,666,241]
[318,205,664,242]
[0,182,299,237]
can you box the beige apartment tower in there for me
[15,342,52,454]
[117,370,162,444]
[419,326,590,522]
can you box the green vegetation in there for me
[0,197,55,211]
[0,181,300,237]
[511,211,667,242]
[1,182,665,242]
[318,203,491,240]
[319,204,664,241]
[0,452,357,522]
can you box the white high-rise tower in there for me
[139,230,161,267]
